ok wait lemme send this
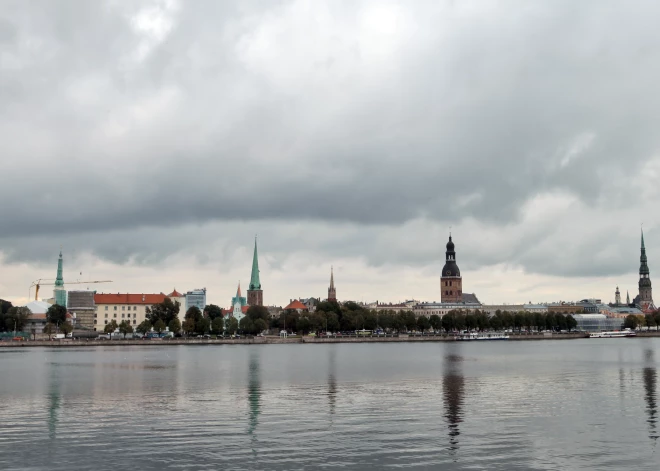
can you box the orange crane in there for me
[29,279,113,301]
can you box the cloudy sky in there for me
[1,0,659,308]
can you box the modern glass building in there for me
[185,288,207,312]
[571,314,624,332]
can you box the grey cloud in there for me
[1,0,660,281]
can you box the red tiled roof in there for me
[284,300,307,310]
[94,293,168,305]
[242,305,249,313]
[168,289,183,297]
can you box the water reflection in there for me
[328,347,337,417]
[443,346,464,456]
[48,366,61,440]
[643,349,657,443]
[247,350,261,439]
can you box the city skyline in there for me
[2,1,660,307]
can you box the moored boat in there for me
[589,329,636,338]
[455,332,509,341]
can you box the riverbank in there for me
[4,331,660,347]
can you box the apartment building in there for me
[93,293,168,331]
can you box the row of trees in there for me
[624,313,660,330]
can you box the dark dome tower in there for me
[441,235,462,303]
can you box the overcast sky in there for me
[1,0,659,308]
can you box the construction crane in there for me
[29,279,113,301]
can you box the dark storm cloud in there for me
[1,0,659,277]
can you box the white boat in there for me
[589,329,636,338]
[455,332,509,341]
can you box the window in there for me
[122,306,125,311]
[94,314,97,318]
[104,320,108,324]
[134,306,137,311]
[114,306,117,311]
[94,320,97,324]
[133,320,136,325]
[105,306,108,311]
[105,313,108,318]
[450,281,452,286]
[133,313,136,318]
[122,314,125,318]
[114,314,117,318]
[450,291,453,295]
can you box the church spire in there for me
[249,237,261,290]
[54,249,66,306]
[328,266,337,302]
[638,227,653,307]
[247,237,264,306]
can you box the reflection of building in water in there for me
[328,348,337,417]
[48,368,61,440]
[644,349,658,443]
[443,347,464,454]
[247,351,261,438]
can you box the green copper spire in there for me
[55,250,64,288]
[249,237,261,290]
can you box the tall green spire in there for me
[249,237,261,290]
[54,250,66,306]
[55,250,64,288]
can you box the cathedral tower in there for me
[247,238,263,306]
[638,229,653,307]
[615,286,621,306]
[441,235,462,303]
[328,266,337,302]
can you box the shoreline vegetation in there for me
[3,330,660,347]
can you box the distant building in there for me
[94,293,168,331]
[247,238,263,306]
[571,314,624,332]
[284,299,308,313]
[185,288,207,312]
[413,297,482,318]
[482,305,525,315]
[167,289,187,321]
[67,291,95,329]
[328,266,337,302]
[547,303,585,314]
[524,304,548,313]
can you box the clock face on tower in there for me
[446,271,451,275]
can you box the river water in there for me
[0,340,659,470]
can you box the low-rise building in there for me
[93,293,168,331]
[524,304,548,313]
[413,294,482,318]
[547,303,585,314]
[571,314,624,332]
[482,304,525,315]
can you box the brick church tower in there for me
[638,229,653,309]
[328,266,336,302]
[441,235,462,303]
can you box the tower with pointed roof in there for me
[637,229,653,308]
[54,250,67,306]
[231,282,248,322]
[441,235,462,303]
[328,266,337,302]
[247,238,263,306]
[615,286,621,306]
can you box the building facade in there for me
[185,288,207,312]
[441,235,462,303]
[67,290,95,329]
[93,293,168,331]
[247,238,263,306]
[413,300,482,318]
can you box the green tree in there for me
[153,319,166,334]
[545,313,556,331]
[254,318,268,334]
[645,314,656,330]
[46,304,67,326]
[118,320,133,338]
[417,315,431,333]
[203,304,223,321]
[4,306,32,332]
[624,314,639,330]
[146,298,180,326]
[246,305,270,323]
[182,318,195,336]
[566,314,577,332]
[316,300,341,316]
[212,317,225,336]
[364,312,378,331]
[168,318,181,335]
[297,316,312,335]
[391,313,404,333]
[513,312,524,332]
[429,314,442,332]
[59,321,73,337]
[326,312,340,332]
[555,313,568,331]
[226,317,239,336]
[655,311,660,330]
[136,320,152,335]
[239,316,255,334]
[465,314,477,331]
[533,312,545,332]
[43,322,56,339]
[490,314,502,331]
[401,311,417,332]
[197,317,211,334]
[104,319,118,335]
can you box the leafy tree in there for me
[136,320,152,335]
[364,312,378,331]
[566,314,577,332]
[489,314,502,331]
[254,318,268,334]
[624,314,639,330]
[118,320,133,338]
[4,306,31,331]
[197,317,211,334]
[168,318,181,335]
[104,320,118,335]
[203,304,223,321]
[182,319,195,336]
[533,313,545,332]
[212,317,225,336]
[153,319,166,334]
[401,311,417,332]
[513,313,524,332]
[429,314,442,332]
[43,323,56,339]
[226,317,239,336]
[146,298,180,326]
[545,313,556,331]
[46,304,67,326]
[316,300,341,316]
[185,306,204,333]
[555,313,568,331]
[465,314,477,331]
[59,321,73,336]
[239,316,255,334]
[391,313,404,333]
[645,314,656,330]
[655,312,660,330]
[297,316,312,334]
[246,305,270,323]
[417,315,431,333]
[378,311,393,330]
[326,312,340,332]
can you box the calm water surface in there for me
[1,340,659,470]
